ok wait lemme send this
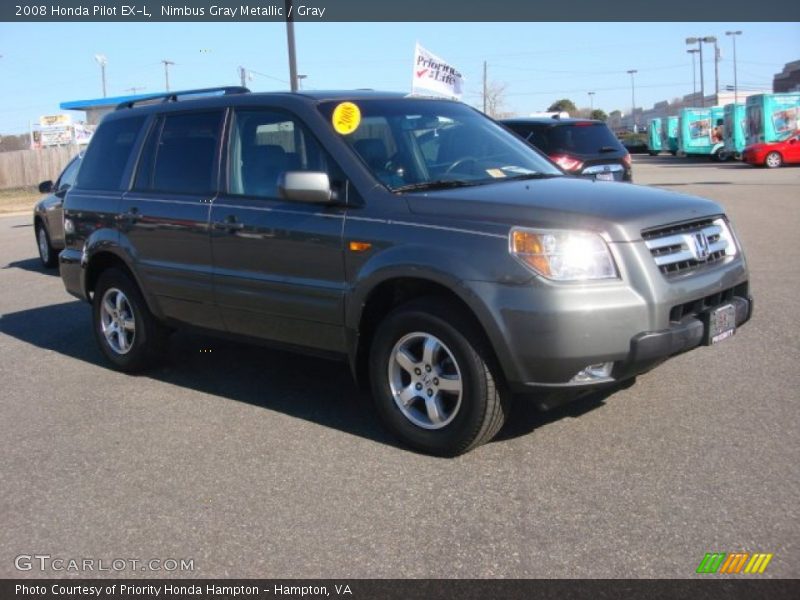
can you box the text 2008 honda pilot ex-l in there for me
[59,88,752,456]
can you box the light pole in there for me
[297,74,307,90]
[94,54,107,98]
[161,59,174,92]
[704,36,719,101]
[726,30,743,104]
[686,48,699,101]
[627,70,637,132]
[685,37,705,107]
[588,91,595,112]
[285,0,299,91]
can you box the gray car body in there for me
[59,91,751,393]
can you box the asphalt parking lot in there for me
[1,156,798,579]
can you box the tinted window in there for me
[508,122,624,155]
[76,117,145,190]
[136,111,222,194]
[56,157,81,191]
[229,110,336,197]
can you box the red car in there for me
[742,131,800,168]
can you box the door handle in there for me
[212,216,245,231]
[117,207,139,223]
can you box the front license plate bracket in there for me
[703,303,736,345]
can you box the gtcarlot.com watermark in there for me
[14,554,195,573]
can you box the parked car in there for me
[501,117,632,182]
[34,155,81,267]
[742,131,800,168]
[60,88,751,456]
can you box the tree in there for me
[590,109,608,121]
[483,80,510,119]
[547,98,577,113]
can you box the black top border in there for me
[3,0,799,22]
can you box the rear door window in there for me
[135,111,223,195]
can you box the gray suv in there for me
[60,88,752,455]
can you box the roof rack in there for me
[115,86,250,110]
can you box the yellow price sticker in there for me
[332,102,361,135]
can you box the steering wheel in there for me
[444,156,479,175]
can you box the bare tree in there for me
[484,81,509,118]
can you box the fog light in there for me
[64,218,75,234]
[571,362,615,383]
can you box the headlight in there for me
[509,227,618,281]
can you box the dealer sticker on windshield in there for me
[332,102,361,135]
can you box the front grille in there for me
[643,217,736,276]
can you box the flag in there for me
[411,43,464,100]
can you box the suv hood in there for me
[404,177,723,242]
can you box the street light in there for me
[588,91,595,112]
[297,74,308,90]
[703,36,720,100]
[627,70,637,132]
[726,30,743,104]
[685,37,705,107]
[161,59,174,92]
[686,48,699,101]
[94,54,107,98]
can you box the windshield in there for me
[318,99,562,191]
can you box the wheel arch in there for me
[83,249,163,320]
[349,274,506,392]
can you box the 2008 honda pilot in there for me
[60,88,752,455]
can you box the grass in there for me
[0,187,40,214]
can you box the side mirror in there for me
[278,171,336,204]
[55,183,71,197]
[38,180,54,194]
[790,138,797,145]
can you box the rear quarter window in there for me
[76,116,145,190]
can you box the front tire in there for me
[92,268,167,372]
[36,223,58,268]
[765,151,783,168]
[369,299,509,456]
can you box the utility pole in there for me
[161,59,174,92]
[483,61,487,113]
[238,66,247,87]
[627,70,637,132]
[588,91,595,112]
[285,0,298,91]
[726,31,743,105]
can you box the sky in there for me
[0,21,798,134]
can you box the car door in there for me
[210,108,347,353]
[786,134,800,163]
[121,109,224,330]
[47,156,81,245]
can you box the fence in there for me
[0,146,77,190]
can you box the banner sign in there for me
[39,114,71,127]
[411,43,464,100]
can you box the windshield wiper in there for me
[599,146,619,153]
[503,172,560,181]
[393,179,485,192]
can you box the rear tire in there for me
[36,223,58,268]
[369,298,509,456]
[92,268,168,372]
[765,151,783,168]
